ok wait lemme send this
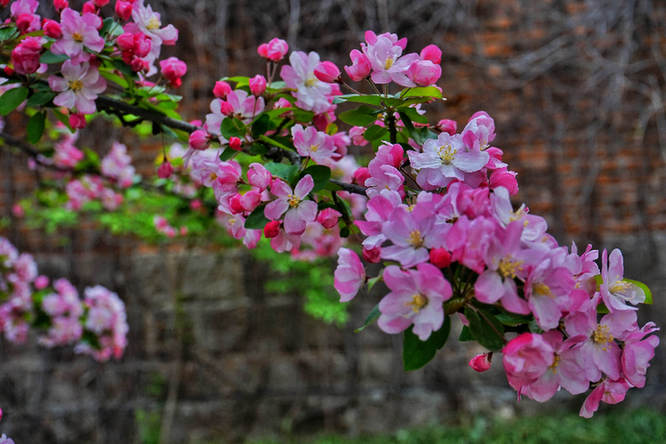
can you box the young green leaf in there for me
[264,162,299,181]
[39,51,69,65]
[244,204,269,229]
[354,304,380,333]
[623,278,653,304]
[401,86,443,99]
[26,111,46,144]
[300,165,331,192]
[364,124,389,141]
[464,306,505,351]
[220,117,246,138]
[339,106,380,126]
[403,315,451,371]
[0,87,29,116]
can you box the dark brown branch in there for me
[95,96,199,134]
[330,179,366,195]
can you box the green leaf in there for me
[219,148,236,161]
[398,110,415,134]
[26,111,46,144]
[398,106,429,124]
[0,87,29,116]
[465,307,505,351]
[26,91,56,108]
[51,109,73,132]
[623,278,653,304]
[220,117,246,139]
[244,204,269,229]
[247,142,268,156]
[39,51,69,65]
[112,59,135,77]
[99,70,128,88]
[333,94,384,106]
[403,316,451,371]
[258,134,294,152]
[251,113,274,138]
[354,304,380,333]
[364,124,389,141]
[495,311,533,327]
[293,109,315,122]
[0,27,19,42]
[401,86,443,99]
[101,17,123,38]
[458,325,474,342]
[367,275,383,293]
[264,162,298,181]
[223,76,250,87]
[300,165,331,192]
[339,106,380,126]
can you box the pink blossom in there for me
[281,51,333,114]
[378,263,452,340]
[355,189,401,249]
[502,333,554,395]
[48,61,106,114]
[51,8,104,63]
[361,31,419,87]
[407,59,442,86]
[264,220,281,238]
[0,433,14,444]
[600,248,645,312]
[622,322,659,388]
[101,142,135,187]
[461,111,496,151]
[344,49,371,81]
[77,285,128,361]
[11,0,40,33]
[159,57,187,88]
[43,19,63,38]
[188,129,210,150]
[257,38,288,62]
[264,175,317,235]
[115,0,133,20]
[69,112,86,129]
[157,161,173,178]
[54,0,69,11]
[247,163,271,190]
[291,124,336,165]
[334,248,365,302]
[409,132,489,190]
[131,0,178,46]
[11,36,42,75]
[579,379,630,418]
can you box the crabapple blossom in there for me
[257,37,288,61]
[264,175,317,235]
[600,248,645,311]
[281,51,333,114]
[48,61,107,114]
[51,8,104,63]
[334,248,365,302]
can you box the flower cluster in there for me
[0,236,128,361]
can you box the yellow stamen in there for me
[592,324,613,350]
[287,194,300,208]
[68,80,84,92]
[438,145,457,164]
[532,282,552,297]
[304,77,317,87]
[72,32,84,43]
[310,145,318,152]
[384,57,394,70]
[147,17,161,31]
[550,354,561,373]
[406,293,427,313]
[408,230,424,248]
[498,257,523,279]
[609,281,631,293]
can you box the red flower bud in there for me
[429,248,451,268]
[263,220,281,238]
[469,353,492,372]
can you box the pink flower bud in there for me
[95,0,110,7]
[314,61,340,83]
[16,13,37,33]
[180,226,188,236]
[229,194,243,214]
[317,208,342,229]
[429,248,452,268]
[407,59,442,86]
[436,119,457,135]
[228,137,242,151]
[219,100,234,116]
[157,161,174,179]
[190,199,202,210]
[43,19,62,38]
[82,1,97,14]
[344,49,371,81]
[352,167,370,186]
[11,203,24,218]
[188,129,209,150]
[34,275,49,290]
[274,97,291,108]
[387,143,404,168]
[249,74,267,96]
[160,57,187,88]
[362,247,381,263]
[489,168,518,195]
[420,44,442,64]
[213,80,231,98]
[349,126,368,146]
[130,57,148,72]
[469,353,492,372]
[247,163,271,189]
[263,220,281,238]
[53,0,69,11]
[69,113,86,129]
[258,38,288,61]
[115,0,133,21]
